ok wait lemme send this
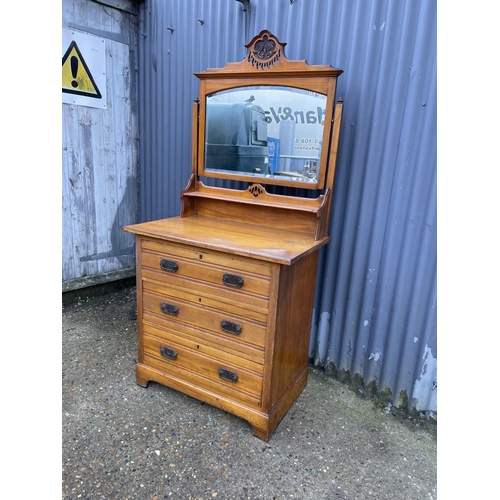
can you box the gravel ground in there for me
[62,284,437,499]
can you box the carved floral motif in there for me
[247,31,284,69]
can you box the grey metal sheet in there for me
[135,0,437,413]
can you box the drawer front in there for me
[143,333,263,407]
[143,288,266,348]
[142,239,271,277]
[143,322,264,370]
[143,279,268,323]
[142,267,270,317]
[141,240,271,298]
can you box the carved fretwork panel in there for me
[248,184,265,198]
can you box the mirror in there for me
[204,86,328,185]
[194,30,342,191]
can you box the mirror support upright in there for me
[181,29,343,240]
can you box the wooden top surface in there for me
[124,216,330,265]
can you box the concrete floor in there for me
[62,284,437,499]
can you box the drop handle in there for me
[160,302,179,316]
[160,259,179,272]
[220,320,241,335]
[222,273,244,288]
[218,368,238,383]
[160,346,178,360]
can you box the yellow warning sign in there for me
[62,41,102,99]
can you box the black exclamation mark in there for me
[71,56,79,88]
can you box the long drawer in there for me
[142,285,267,349]
[143,331,263,408]
[143,278,268,323]
[142,268,270,318]
[142,321,265,368]
[141,239,271,298]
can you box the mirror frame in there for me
[195,30,343,190]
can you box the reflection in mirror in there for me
[204,86,327,184]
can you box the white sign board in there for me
[62,29,107,109]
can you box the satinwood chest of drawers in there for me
[124,31,343,440]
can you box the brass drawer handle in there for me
[160,259,179,273]
[160,302,179,316]
[218,367,238,383]
[222,273,244,288]
[160,346,178,360]
[220,320,241,335]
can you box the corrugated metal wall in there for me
[136,0,437,413]
[62,0,140,291]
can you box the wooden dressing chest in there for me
[124,31,343,440]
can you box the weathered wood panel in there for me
[62,0,139,291]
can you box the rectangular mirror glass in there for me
[203,86,329,187]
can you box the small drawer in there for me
[143,334,263,407]
[143,289,266,348]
